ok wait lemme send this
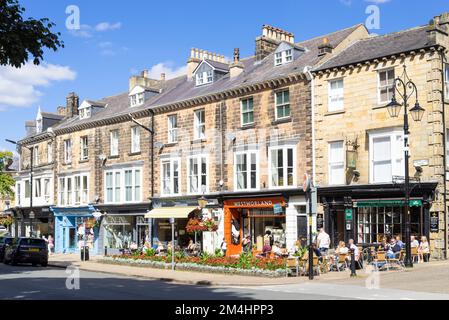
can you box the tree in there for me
[0,0,64,68]
[0,151,15,199]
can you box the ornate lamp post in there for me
[385,65,425,268]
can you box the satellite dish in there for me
[226,132,236,141]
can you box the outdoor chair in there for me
[371,251,389,271]
[411,247,419,263]
[286,257,299,277]
[386,250,405,271]
[336,253,348,272]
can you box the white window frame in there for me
[328,141,345,186]
[33,146,39,166]
[36,119,42,133]
[110,130,119,156]
[80,136,89,161]
[131,126,141,153]
[234,150,259,191]
[16,183,21,206]
[64,139,72,164]
[275,49,293,66]
[241,98,254,126]
[161,158,181,196]
[275,90,291,120]
[268,146,297,189]
[369,129,404,184]
[378,68,396,105]
[104,167,143,204]
[168,115,178,143]
[47,142,53,164]
[187,154,208,194]
[58,173,89,206]
[194,109,206,140]
[328,79,344,112]
[34,178,42,198]
[196,70,213,86]
[79,106,91,119]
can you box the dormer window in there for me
[79,106,91,120]
[129,86,148,107]
[193,59,229,87]
[275,49,293,66]
[196,70,213,86]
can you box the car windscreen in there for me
[19,239,46,247]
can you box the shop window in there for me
[328,141,345,185]
[369,129,404,183]
[188,155,208,194]
[103,216,134,249]
[269,147,295,188]
[234,151,258,191]
[161,158,180,196]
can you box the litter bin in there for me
[80,246,90,261]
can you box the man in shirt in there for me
[410,235,419,248]
[316,228,330,254]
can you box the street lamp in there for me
[5,139,34,238]
[385,65,425,268]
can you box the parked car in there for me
[0,236,14,262]
[3,238,48,267]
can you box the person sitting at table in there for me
[186,239,196,255]
[410,235,419,248]
[336,241,349,255]
[272,242,283,257]
[386,238,396,259]
[418,236,430,263]
[310,242,322,262]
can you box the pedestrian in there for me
[220,237,227,256]
[316,228,330,255]
[418,236,430,263]
[48,234,54,255]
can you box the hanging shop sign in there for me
[346,150,357,169]
[345,209,353,221]
[430,212,439,233]
[273,203,283,214]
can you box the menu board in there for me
[316,213,324,231]
[430,212,439,233]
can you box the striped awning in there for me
[144,206,198,219]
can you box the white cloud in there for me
[140,62,187,80]
[0,63,76,111]
[95,22,122,32]
[68,24,93,38]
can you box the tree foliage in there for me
[0,0,64,68]
[0,151,15,198]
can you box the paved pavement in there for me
[2,263,448,300]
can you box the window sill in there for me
[192,139,207,144]
[63,162,72,166]
[79,159,89,164]
[108,155,120,160]
[272,117,292,125]
[240,124,256,130]
[372,104,388,110]
[128,152,141,156]
[164,142,178,147]
[325,110,345,116]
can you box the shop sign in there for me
[231,200,273,207]
[430,212,439,233]
[346,150,357,169]
[316,213,324,231]
[345,209,353,221]
[273,203,283,214]
[354,199,422,208]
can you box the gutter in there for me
[304,66,316,183]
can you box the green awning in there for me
[354,199,422,208]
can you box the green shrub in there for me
[236,252,253,269]
[214,249,224,257]
[145,248,156,257]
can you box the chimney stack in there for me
[318,37,333,57]
[255,25,295,61]
[427,12,449,45]
[230,48,244,78]
[160,73,166,81]
[66,92,79,118]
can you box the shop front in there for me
[8,206,54,238]
[51,206,100,255]
[319,182,437,247]
[223,197,287,256]
[95,203,151,255]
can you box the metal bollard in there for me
[350,248,357,277]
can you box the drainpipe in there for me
[304,66,316,183]
[439,49,448,259]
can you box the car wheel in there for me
[41,261,48,267]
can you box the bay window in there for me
[104,167,142,203]
[269,147,295,188]
[161,158,180,196]
[188,155,208,194]
[235,151,258,191]
[59,174,89,206]
[369,129,404,183]
[328,141,345,185]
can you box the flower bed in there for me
[99,254,289,278]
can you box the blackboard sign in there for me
[316,213,324,231]
[430,212,439,233]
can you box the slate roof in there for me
[204,59,230,71]
[41,112,64,120]
[26,24,364,136]
[314,26,434,71]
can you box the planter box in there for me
[99,257,288,278]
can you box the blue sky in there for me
[1,0,448,152]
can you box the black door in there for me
[297,216,308,247]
